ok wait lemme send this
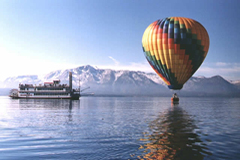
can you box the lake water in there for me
[0,96,239,160]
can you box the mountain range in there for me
[2,65,240,97]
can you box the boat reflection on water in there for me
[18,99,80,123]
[18,99,79,109]
[138,104,212,160]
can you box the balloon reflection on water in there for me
[137,105,211,160]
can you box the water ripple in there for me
[0,97,240,159]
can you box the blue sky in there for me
[0,0,240,80]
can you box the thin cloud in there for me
[108,56,120,66]
[106,56,153,72]
[216,62,228,67]
[97,61,153,73]
[195,62,240,80]
[215,62,240,67]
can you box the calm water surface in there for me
[0,96,239,160]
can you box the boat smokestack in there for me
[69,72,72,91]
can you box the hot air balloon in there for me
[142,17,209,90]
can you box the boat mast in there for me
[79,77,81,94]
[69,72,72,92]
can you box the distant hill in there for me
[1,65,240,97]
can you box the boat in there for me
[171,93,179,103]
[9,72,80,100]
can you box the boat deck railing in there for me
[19,90,70,93]
[19,84,69,88]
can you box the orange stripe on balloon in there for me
[157,28,162,34]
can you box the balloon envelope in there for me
[142,17,209,90]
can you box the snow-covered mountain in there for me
[2,65,240,96]
[229,80,240,90]
[183,76,239,96]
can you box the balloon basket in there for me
[171,97,179,104]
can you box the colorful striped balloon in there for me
[142,17,210,90]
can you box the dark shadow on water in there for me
[137,104,212,160]
[68,100,73,121]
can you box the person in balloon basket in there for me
[173,93,178,99]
